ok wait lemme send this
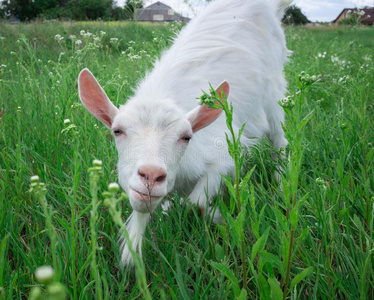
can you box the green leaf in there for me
[175,255,191,300]
[281,176,291,208]
[341,175,350,190]
[290,208,299,231]
[239,189,249,204]
[223,176,236,213]
[237,289,247,300]
[251,227,270,262]
[259,204,267,224]
[234,211,246,241]
[238,122,247,140]
[338,208,349,219]
[259,251,283,274]
[296,227,309,244]
[230,222,242,247]
[215,244,225,261]
[0,234,10,286]
[268,277,283,300]
[259,274,271,299]
[217,224,227,242]
[367,148,374,164]
[209,261,240,296]
[219,200,236,231]
[352,214,365,233]
[290,266,314,290]
[336,159,344,180]
[298,110,314,131]
[240,167,255,191]
[272,207,288,233]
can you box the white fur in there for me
[79,0,291,266]
[120,211,150,265]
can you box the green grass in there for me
[0,22,373,299]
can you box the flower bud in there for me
[93,159,102,167]
[31,175,40,183]
[29,286,43,300]
[108,182,120,192]
[47,283,66,300]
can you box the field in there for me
[0,21,373,299]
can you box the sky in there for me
[117,0,374,22]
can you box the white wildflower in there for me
[35,266,54,284]
[54,34,64,41]
[357,10,365,16]
[279,95,294,108]
[75,40,82,45]
[331,55,339,63]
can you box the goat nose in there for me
[138,165,167,186]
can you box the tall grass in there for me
[0,22,373,299]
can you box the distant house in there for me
[333,7,374,25]
[136,1,190,22]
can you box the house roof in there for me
[144,1,172,11]
[333,7,374,23]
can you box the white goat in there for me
[78,0,291,265]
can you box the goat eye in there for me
[181,136,192,142]
[113,129,124,137]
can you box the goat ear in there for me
[78,68,119,128]
[186,81,230,133]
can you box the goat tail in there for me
[119,211,150,266]
[273,0,293,19]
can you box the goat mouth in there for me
[130,188,163,202]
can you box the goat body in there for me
[78,0,291,265]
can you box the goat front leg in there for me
[188,171,223,224]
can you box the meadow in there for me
[0,21,373,299]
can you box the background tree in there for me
[75,0,113,20]
[282,5,310,25]
[0,0,114,20]
[1,0,38,21]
